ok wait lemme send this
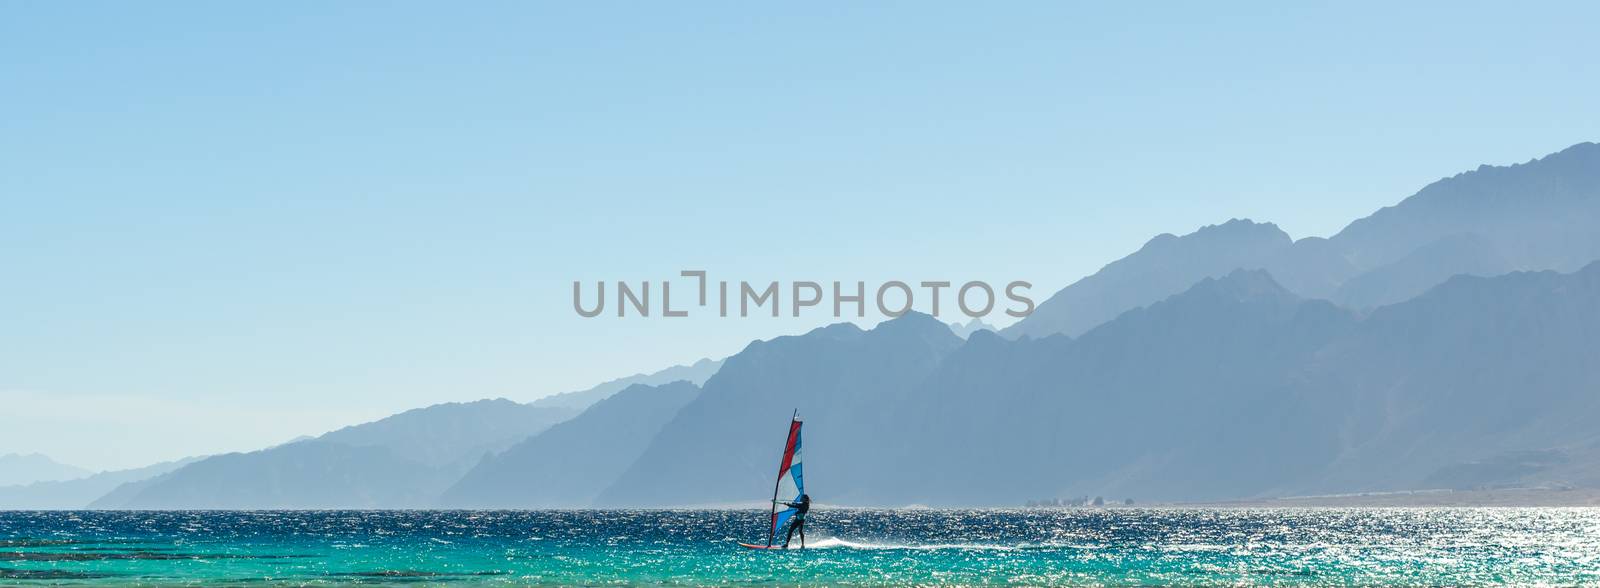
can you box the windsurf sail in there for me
[765,411,805,547]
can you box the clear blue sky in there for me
[4,1,1598,470]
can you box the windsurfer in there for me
[780,493,811,548]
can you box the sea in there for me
[2,509,1598,586]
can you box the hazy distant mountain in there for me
[80,142,1600,508]
[531,358,723,410]
[98,441,460,509]
[0,453,92,486]
[109,399,575,509]
[1291,262,1600,494]
[596,276,1349,505]
[70,457,205,509]
[93,264,1600,508]
[94,360,712,509]
[948,263,1600,502]
[1307,141,1599,307]
[1003,219,1297,339]
[442,381,702,508]
[1331,142,1600,274]
[981,263,1600,501]
[317,399,575,468]
[1006,142,1600,338]
[911,270,1359,504]
[596,314,963,507]
[580,261,1600,505]
[0,457,198,509]
[1328,233,1510,309]
[947,318,996,339]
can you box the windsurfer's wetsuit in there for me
[781,494,811,548]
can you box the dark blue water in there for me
[2,509,1598,585]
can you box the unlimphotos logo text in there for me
[574,271,1034,319]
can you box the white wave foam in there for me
[799,537,1021,551]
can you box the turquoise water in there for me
[3,509,1598,585]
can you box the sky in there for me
[4,1,1599,471]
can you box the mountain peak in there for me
[948,317,997,339]
[1006,218,1297,340]
[1191,218,1287,239]
[801,321,867,340]
[867,312,963,351]
[1183,268,1297,305]
[1133,219,1291,254]
[873,310,946,332]
[1210,217,1281,232]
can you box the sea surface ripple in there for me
[2,508,1598,586]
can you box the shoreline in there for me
[1168,487,1600,508]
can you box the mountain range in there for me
[589,261,1600,506]
[95,400,577,509]
[0,453,91,487]
[0,457,202,510]
[23,359,721,510]
[1005,142,1600,338]
[598,316,965,507]
[530,358,723,410]
[442,380,703,508]
[8,141,1599,509]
